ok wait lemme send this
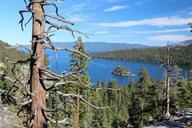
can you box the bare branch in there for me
[0,72,16,83]
[57,91,109,109]
[46,20,89,38]
[25,15,33,27]
[47,116,72,125]
[24,0,28,6]
[68,73,93,90]
[19,99,32,106]
[44,44,91,60]
[19,10,30,31]
[96,88,121,91]
[39,68,63,79]
[41,2,60,16]
[44,13,74,25]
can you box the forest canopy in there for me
[94,45,192,68]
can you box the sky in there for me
[0,0,192,46]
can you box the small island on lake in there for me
[112,66,135,76]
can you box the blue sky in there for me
[0,0,192,46]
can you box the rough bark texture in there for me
[76,90,80,128]
[140,88,144,127]
[164,46,171,119]
[29,3,47,128]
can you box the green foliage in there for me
[177,80,192,109]
[0,40,29,63]
[94,45,192,67]
[1,40,192,128]
[47,37,93,128]
[0,41,29,103]
[112,66,130,76]
[91,69,192,128]
[70,37,88,73]
[171,65,183,84]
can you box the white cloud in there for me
[104,5,129,12]
[149,35,192,42]
[130,28,191,34]
[97,17,192,27]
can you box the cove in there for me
[47,50,166,85]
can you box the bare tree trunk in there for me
[29,3,47,128]
[140,88,144,128]
[76,89,80,128]
[163,46,171,119]
[140,99,144,128]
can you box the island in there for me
[112,66,135,76]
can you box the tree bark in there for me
[163,46,171,119]
[140,87,144,128]
[76,89,80,128]
[29,2,47,128]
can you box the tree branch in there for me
[46,20,89,38]
[56,91,109,109]
[44,13,74,25]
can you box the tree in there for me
[0,1,103,128]
[128,80,142,127]
[177,80,192,109]
[138,68,153,127]
[171,65,183,84]
[70,37,88,73]
[68,37,92,128]
[163,44,171,119]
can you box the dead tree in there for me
[163,44,171,119]
[0,0,111,128]
[76,89,80,128]
[19,1,91,127]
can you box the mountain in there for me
[53,42,149,53]
[172,39,192,47]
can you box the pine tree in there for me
[69,37,92,128]
[138,68,153,127]
[171,65,183,84]
[70,37,88,73]
[177,80,192,109]
[128,81,141,127]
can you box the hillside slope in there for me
[0,40,29,62]
[52,42,149,53]
[94,44,192,67]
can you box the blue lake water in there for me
[46,50,166,85]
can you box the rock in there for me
[127,124,133,128]
[184,108,192,116]
[184,108,192,113]
[146,111,192,128]
[0,106,22,128]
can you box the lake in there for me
[46,50,166,85]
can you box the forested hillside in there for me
[52,42,149,53]
[0,40,29,62]
[94,45,192,68]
